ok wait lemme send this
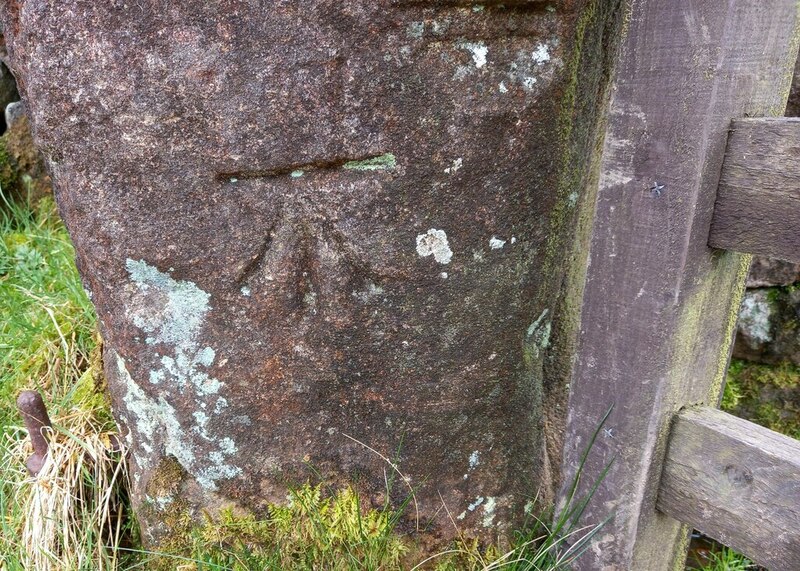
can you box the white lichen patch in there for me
[482,497,497,527]
[459,41,488,68]
[115,351,241,491]
[739,291,773,345]
[457,495,486,520]
[444,157,463,174]
[524,500,535,515]
[463,450,480,479]
[472,44,488,68]
[352,282,386,303]
[489,237,506,250]
[531,43,551,64]
[240,286,251,297]
[416,229,453,264]
[453,40,489,79]
[507,41,559,93]
[121,260,241,490]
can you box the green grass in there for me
[0,192,99,425]
[0,192,131,570]
[686,547,756,571]
[0,193,611,569]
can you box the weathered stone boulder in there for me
[746,257,800,288]
[734,287,800,366]
[0,0,619,547]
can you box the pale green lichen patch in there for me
[125,258,222,396]
[115,351,196,466]
[526,309,552,361]
[342,153,396,171]
[121,259,242,490]
[115,351,242,491]
[482,497,497,528]
[126,258,210,349]
[407,21,425,39]
[456,495,485,520]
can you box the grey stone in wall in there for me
[734,288,800,366]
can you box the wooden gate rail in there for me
[657,407,800,571]
[709,118,800,263]
[558,1,800,569]
[655,116,800,571]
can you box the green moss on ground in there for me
[722,359,800,440]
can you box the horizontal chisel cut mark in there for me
[216,153,397,182]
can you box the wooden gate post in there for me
[558,1,800,569]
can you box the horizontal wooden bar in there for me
[709,117,800,262]
[657,407,800,571]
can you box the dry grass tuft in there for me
[1,407,133,571]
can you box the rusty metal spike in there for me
[17,390,52,476]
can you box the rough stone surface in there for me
[746,257,800,288]
[734,288,800,366]
[5,99,23,128]
[0,0,608,547]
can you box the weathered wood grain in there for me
[558,1,800,569]
[658,407,800,571]
[709,118,800,262]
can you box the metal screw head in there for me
[650,181,665,196]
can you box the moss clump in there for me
[139,480,605,570]
[141,483,410,571]
[0,114,52,204]
[342,153,396,171]
[0,143,18,194]
[722,359,800,439]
